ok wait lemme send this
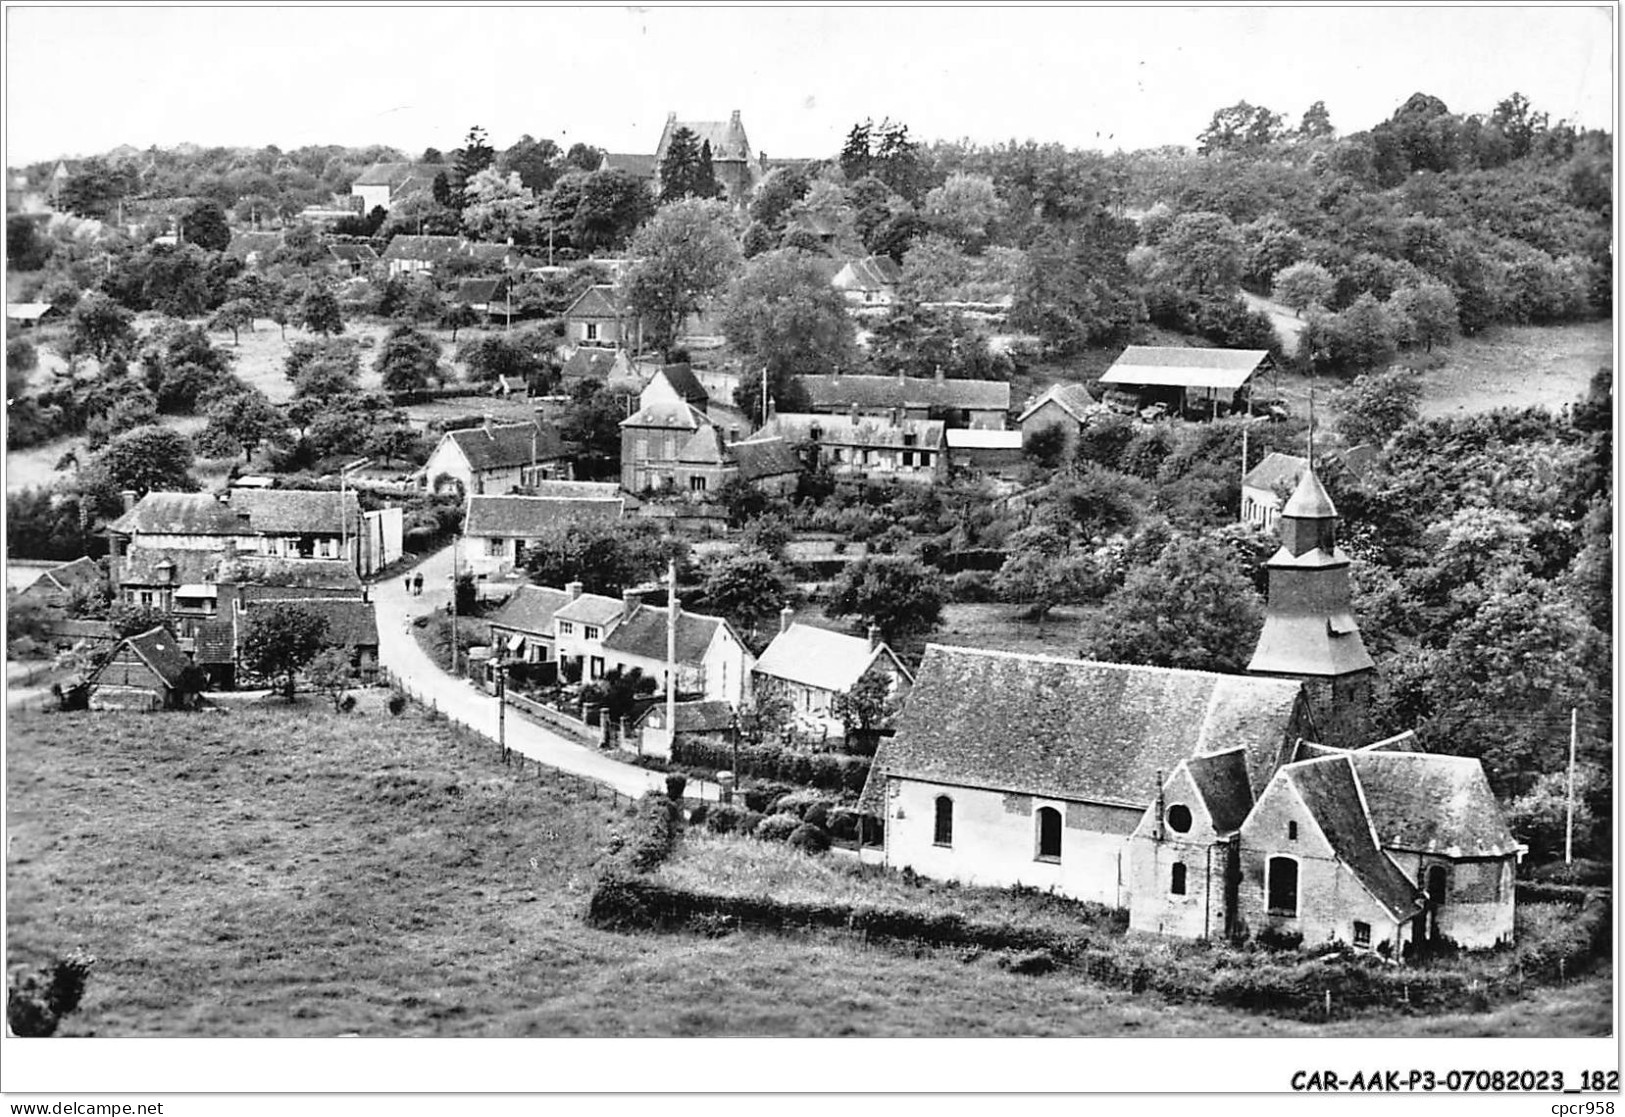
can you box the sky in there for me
[2,5,1616,166]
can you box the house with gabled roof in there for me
[598,152,659,181]
[225,231,284,268]
[351,162,440,213]
[755,614,914,741]
[799,371,1010,430]
[758,411,947,486]
[1241,451,1308,531]
[563,283,643,352]
[20,557,104,609]
[552,581,631,682]
[857,644,1314,909]
[488,585,576,666]
[1018,381,1106,456]
[832,254,902,307]
[462,492,624,577]
[619,367,716,493]
[421,418,572,498]
[560,347,636,386]
[328,242,380,277]
[86,625,199,711]
[1099,346,1273,418]
[601,593,754,709]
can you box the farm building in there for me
[636,699,737,759]
[20,557,104,608]
[5,302,63,329]
[1017,382,1106,455]
[421,419,572,498]
[754,616,914,742]
[452,277,513,316]
[1099,346,1272,418]
[462,493,625,578]
[800,372,1011,430]
[560,347,636,386]
[945,428,1024,478]
[832,255,902,307]
[328,243,380,276]
[86,625,200,711]
[350,162,440,213]
[224,231,283,267]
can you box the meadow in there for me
[6,704,1609,1038]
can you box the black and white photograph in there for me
[1,2,1616,1108]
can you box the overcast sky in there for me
[3,5,1615,167]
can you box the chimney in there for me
[483,412,495,437]
[120,490,137,513]
[730,109,741,124]
[935,364,945,384]
[867,624,882,652]
[779,605,794,635]
[849,402,860,423]
[667,111,677,124]
[622,589,641,621]
[566,580,583,600]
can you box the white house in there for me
[832,255,902,308]
[552,582,628,682]
[1240,451,1309,532]
[487,585,576,665]
[421,419,573,499]
[462,490,623,578]
[752,615,914,741]
[600,595,754,709]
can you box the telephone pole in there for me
[1565,706,1578,864]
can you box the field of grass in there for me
[792,599,1099,660]
[9,705,1609,1038]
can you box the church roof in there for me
[1282,466,1338,519]
[1248,614,1375,678]
[1185,747,1255,834]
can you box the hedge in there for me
[611,795,682,874]
[671,737,871,794]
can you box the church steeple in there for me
[1248,464,1375,746]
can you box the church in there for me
[861,464,1521,954]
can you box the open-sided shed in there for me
[1099,347,1272,417]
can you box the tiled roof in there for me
[563,284,623,319]
[601,605,730,666]
[1280,756,1424,921]
[488,585,575,637]
[833,255,901,289]
[1018,382,1101,424]
[231,489,360,535]
[1282,466,1339,519]
[111,492,252,536]
[869,645,1305,809]
[194,619,237,664]
[620,398,709,432]
[732,437,801,481]
[600,153,658,178]
[554,592,626,627]
[754,622,904,694]
[643,363,708,407]
[761,412,945,452]
[45,618,116,643]
[352,162,440,189]
[6,303,58,321]
[122,625,192,689]
[637,699,736,732]
[1184,747,1254,834]
[454,278,509,305]
[381,235,466,263]
[561,349,626,380]
[801,374,1010,414]
[678,425,728,466]
[328,243,379,264]
[524,480,624,499]
[464,494,623,537]
[297,598,379,647]
[444,422,567,472]
[1242,451,1309,493]
[119,547,221,586]
[1349,750,1519,858]
[111,489,359,537]
[229,560,363,592]
[36,556,104,593]
[1100,347,1271,390]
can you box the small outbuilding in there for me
[1099,346,1272,418]
[86,625,200,711]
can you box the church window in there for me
[1288,820,1298,840]
[1267,857,1298,916]
[933,796,953,847]
[1171,862,1187,895]
[1035,807,1062,861]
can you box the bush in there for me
[803,802,830,830]
[665,773,688,801]
[620,795,681,873]
[742,782,793,813]
[826,807,862,841]
[1526,859,1612,887]
[1006,950,1058,976]
[705,803,746,834]
[948,569,998,602]
[338,694,357,713]
[754,813,803,843]
[687,802,710,828]
[740,810,765,836]
[387,692,408,716]
[1252,927,1303,952]
[6,948,95,1037]
[772,789,836,819]
[788,822,832,854]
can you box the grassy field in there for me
[791,599,1099,660]
[7,705,1608,1037]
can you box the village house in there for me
[421,419,573,498]
[5,302,64,330]
[635,699,736,759]
[754,615,914,741]
[831,254,902,308]
[462,491,625,578]
[1017,381,1106,456]
[552,581,629,682]
[600,594,754,708]
[597,152,659,182]
[560,347,636,387]
[20,557,104,609]
[673,431,802,498]
[328,242,381,277]
[488,585,576,667]
[799,372,1011,430]
[1098,346,1272,419]
[452,277,512,317]
[858,645,1314,909]
[380,234,467,278]
[85,625,200,711]
[758,411,947,486]
[350,162,440,213]
[619,366,716,493]
[1241,451,1308,532]
[945,428,1025,479]
[562,284,641,352]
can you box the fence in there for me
[505,690,598,746]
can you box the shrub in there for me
[1253,927,1304,952]
[1006,950,1058,976]
[740,810,765,837]
[788,822,831,854]
[621,795,681,873]
[755,813,802,843]
[826,807,861,841]
[706,804,746,834]
[803,802,830,830]
[6,948,95,1037]
[948,569,998,602]
[687,802,710,828]
[772,789,836,819]
[1527,859,1612,887]
[338,694,357,713]
[387,692,408,716]
[665,773,688,801]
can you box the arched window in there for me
[1288,820,1298,840]
[933,796,953,847]
[1171,862,1187,895]
[1267,857,1299,916]
[1036,807,1062,860]
[1166,804,1192,833]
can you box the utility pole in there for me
[498,663,508,764]
[1565,706,1578,864]
[450,533,461,676]
[666,559,677,742]
[1240,393,1252,524]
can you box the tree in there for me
[839,120,875,181]
[209,298,258,346]
[8,214,52,271]
[1155,211,1245,295]
[1298,100,1335,140]
[461,167,538,244]
[1081,533,1263,673]
[921,172,1005,252]
[520,520,687,596]
[624,199,742,351]
[374,325,442,393]
[1011,217,1144,355]
[306,647,355,712]
[695,140,723,201]
[570,168,656,253]
[720,248,856,382]
[86,425,197,498]
[1328,292,1398,372]
[182,200,231,252]
[826,557,945,647]
[994,525,1100,622]
[563,142,606,173]
[299,285,344,336]
[239,602,329,699]
[498,134,562,192]
[201,387,285,462]
[1332,367,1423,448]
[749,166,811,230]
[57,157,134,219]
[556,382,626,473]
[107,601,171,640]
[658,126,703,204]
[65,291,135,364]
[703,548,793,647]
[830,670,899,747]
[1388,282,1459,351]
[452,125,497,208]
[1197,101,1287,155]
[6,488,106,561]
[1271,261,1336,314]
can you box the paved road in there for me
[373,545,713,801]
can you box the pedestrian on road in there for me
[404,575,412,595]
[413,572,424,596]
